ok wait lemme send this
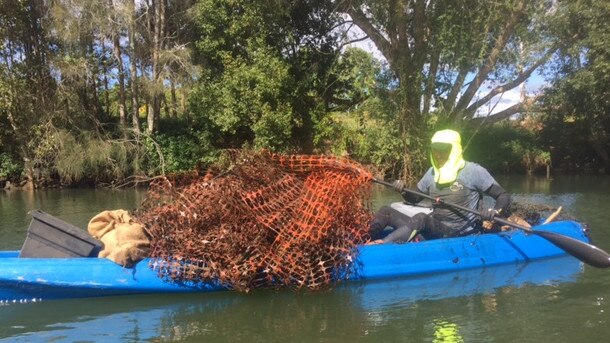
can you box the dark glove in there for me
[481,208,500,222]
[392,180,406,193]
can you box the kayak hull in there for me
[0,220,590,302]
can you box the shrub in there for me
[0,153,22,180]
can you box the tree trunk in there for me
[109,0,127,127]
[102,48,111,119]
[129,0,140,133]
[170,77,177,118]
[113,34,127,127]
[146,0,164,134]
[89,41,102,119]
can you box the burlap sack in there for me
[88,210,150,267]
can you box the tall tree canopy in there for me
[190,0,350,152]
[336,0,576,176]
[338,0,566,125]
[537,0,610,172]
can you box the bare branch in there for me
[423,48,440,115]
[338,34,371,50]
[468,103,523,126]
[465,45,559,114]
[343,5,394,65]
[454,0,527,113]
[468,95,538,126]
[446,67,469,111]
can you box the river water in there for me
[1,175,610,342]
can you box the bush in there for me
[463,123,551,175]
[0,153,22,180]
[145,128,218,175]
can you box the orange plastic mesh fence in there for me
[135,151,373,291]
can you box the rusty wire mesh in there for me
[135,151,373,292]
[510,201,577,226]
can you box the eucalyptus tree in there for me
[107,0,128,126]
[50,0,113,123]
[0,0,54,180]
[336,0,572,175]
[131,0,198,133]
[127,0,140,133]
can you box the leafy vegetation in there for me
[536,0,610,173]
[0,153,22,181]
[0,0,607,188]
[464,124,551,175]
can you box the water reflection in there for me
[0,256,582,342]
[353,256,581,312]
[495,174,610,195]
[1,177,610,342]
[0,188,144,250]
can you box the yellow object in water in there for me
[433,320,464,343]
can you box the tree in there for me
[339,0,566,123]
[190,0,346,152]
[0,0,54,182]
[537,0,610,172]
[143,0,164,134]
[128,0,141,133]
[108,0,127,127]
[336,0,572,176]
[315,47,404,176]
[136,0,198,133]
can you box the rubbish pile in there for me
[135,151,373,291]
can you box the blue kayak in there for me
[0,220,590,303]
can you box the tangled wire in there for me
[509,201,576,226]
[135,151,373,292]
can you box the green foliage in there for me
[323,48,383,111]
[0,153,22,180]
[0,0,608,187]
[48,131,132,184]
[536,0,610,172]
[330,109,403,174]
[26,128,150,185]
[144,123,218,174]
[192,1,291,151]
[464,123,551,175]
[506,141,551,175]
[25,123,216,184]
[190,45,294,151]
[190,0,347,153]
[311,48,407,175]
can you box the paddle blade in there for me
[533,230,610,268]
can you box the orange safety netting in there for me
[135,151,373,291]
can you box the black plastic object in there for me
[19,210,103,258]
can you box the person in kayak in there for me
[368,129,511,244]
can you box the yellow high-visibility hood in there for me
[430,129,465,184]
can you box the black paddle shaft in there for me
[373,179,527,230]
[373,178,610,268]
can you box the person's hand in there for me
[480,208,499,231]
[481,208,499,221]
[482,220,494,230]
[392,180,405,192]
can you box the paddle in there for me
[373,178,610,268]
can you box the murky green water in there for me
[1,175,610,342]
